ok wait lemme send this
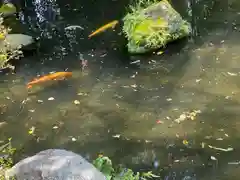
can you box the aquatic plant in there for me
[123,0,160,37]
[0,138,16,179]
[0,16,23,71]
[122,0,191,53]
[93,155,159,180]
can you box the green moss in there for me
[0,3,17,17]
[133,18,169,48]
[122,0,191,54]
[123,0,159,39]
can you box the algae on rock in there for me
[123,0,191,54]
[0,3,17,17]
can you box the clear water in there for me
[1,0,240,179]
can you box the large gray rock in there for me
[5,149,107,180]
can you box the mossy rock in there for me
[0,3,17,17]
[123,0,191,54]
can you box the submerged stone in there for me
[2,34,35,50]
[122,0,191,54]
[5,149,107,180]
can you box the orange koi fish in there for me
[88,20,119,38]
[27,71,72,89]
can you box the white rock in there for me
[0,34,35,51]
[5,149,106,180]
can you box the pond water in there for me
[1,0,240,179]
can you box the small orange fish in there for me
[27,71,72,89]
[88,20,119,38]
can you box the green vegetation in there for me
[93,155,159,180]
[0,138,16,179]
[122,0,191,53]
[0,7,23,71]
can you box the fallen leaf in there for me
[228,161,240,165]
[156,120,164,124]
[74,100,80,105]
[211,156,217,161]
[157,51,164,55]
[130,84,137,88]
[227,72,237,76]
[208,145,234,152]
[130,60,140,64]
[201,142,205,148]
[145,140,152,143]
[112,134,121,138]
[28,126,35,135]
[183,139,189,145]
